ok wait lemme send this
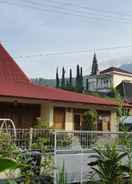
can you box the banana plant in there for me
[0,157,20,172]
[0,157,20,184]
[0,156,30,184]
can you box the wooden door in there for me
[54,107,65,129]
[97,120,103,131]
[74,114,81,130]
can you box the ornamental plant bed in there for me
[0,176,53,184]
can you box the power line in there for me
[14,44,132,59]
[0,0,132,24]
[21,0,132,19]
[13,0,132,22]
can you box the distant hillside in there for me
[120,63,132,73]
[32,78,56,87]
[32,77,76,87]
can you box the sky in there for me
[0,0,132,79]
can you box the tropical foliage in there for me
[0,157,20,172]
[88,144,128,184]
[83,110,97,130]
[57,163,68,184]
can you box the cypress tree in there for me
[80,67,84,92]
[76,64,80,79]
[75,65,80,92]
[86,79,89,90]
[66,79,69,90]
[61,67,65,89]
[75,65,83,93]
[69,68,73,88]
[56,68,59,88]
[91,53,98,75]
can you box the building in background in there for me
[84,54,132,95]
[117,80,132,104]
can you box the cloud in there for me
[0,0,132,78]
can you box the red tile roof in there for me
[0,80,118,106]
[0,43,30,83]
[0,43,124,107]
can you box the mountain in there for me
[120,63,132,73]
[32,78,56,87]
[32,77,76,87]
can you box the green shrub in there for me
[32,119,49,129]
[0,131,19,158]
[88,144,129,184]
[83,110,97,130]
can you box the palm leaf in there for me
[119,165,130,173]
[116,152,128,162]
[88,161,99,166]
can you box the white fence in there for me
[0,128,131,183]
[1,128,130,151]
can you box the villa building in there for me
[84,55,132,95]
[0,43,131,132]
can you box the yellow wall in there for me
[40,103,120,132]
[65,109,74,131]
[110,111,118,132]
[41,105,74,130]
[40,103,54,127]
[113,74,132,88]
[129,109,132,116]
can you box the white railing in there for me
[0,128,131,151]
[55,130,129,151]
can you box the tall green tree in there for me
[64,69,74,91]
[80,67,84,92]
[69,68,73,89]
[56,68,59,88]
[75,65,83,93]
[75,64,80,92]
[61,67,65,89]
[91,53,99,75]
[65,79,69,90]
[86,79,89,90]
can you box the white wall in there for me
[113,74,132,87]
